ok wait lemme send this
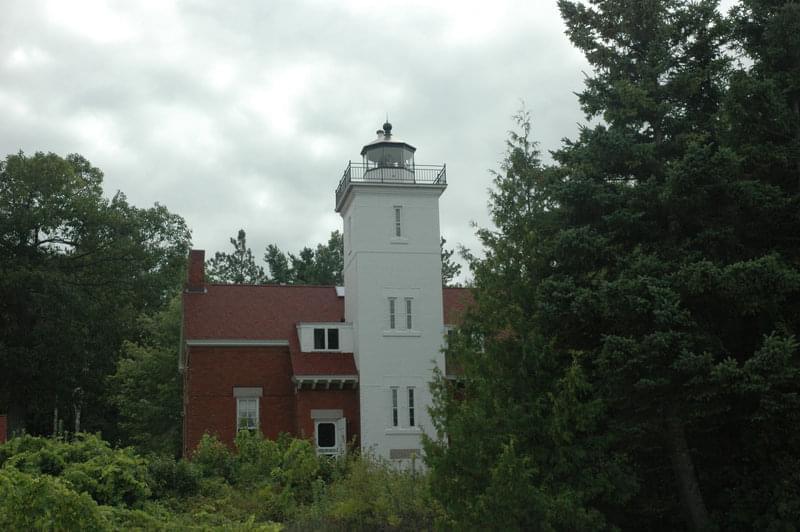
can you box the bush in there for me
[290,454,444,531]
[193,433,236,481]
[0,433,151,507]
[234,429,281,486]
[147,454,200,498]
[0,468,109,530]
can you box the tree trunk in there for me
[53,404,59,436]
[7,400,27,437]
[74,403,81,434]
[666,413,712,531]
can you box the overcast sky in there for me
[1,0,597,279]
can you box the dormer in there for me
[296,322,354,352]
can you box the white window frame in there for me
[407,387,416,427]
[405,297,413,330]
[315,420,338,454]
[388,298,397,329]
[393,205,403,238]
[236,397,259,431]
[312,327,340,351]
[391,387,399,427]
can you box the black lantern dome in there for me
[360,122,416,172]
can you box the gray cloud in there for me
[1,0,592,280]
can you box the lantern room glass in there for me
[363,145,415,171]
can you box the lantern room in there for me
[361,121,416,172]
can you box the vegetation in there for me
[2,0,799,529]
[0,432,439,531]
[427,0,800,530]
[0,151,191,438]
[208,229,463,286]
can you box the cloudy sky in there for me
[1,0,594,279]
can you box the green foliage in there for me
[1,433,151,507]
[206,229,267,284]
[0,150,191,436]
[193,433,237,481]
[265,230,344,285]
[291,454,443,531]
[428,0,800,529]
[0,468,109,531]
[146,454,201,498]
[440,236,462,286]
[109,294,183,456]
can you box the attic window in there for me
[313,327,340,351]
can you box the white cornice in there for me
[185,339,289,347]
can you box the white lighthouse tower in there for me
[335,122,447,463]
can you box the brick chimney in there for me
[186,250,206,292]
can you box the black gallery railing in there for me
[335,162,446,209]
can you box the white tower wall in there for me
[340,183,445,463]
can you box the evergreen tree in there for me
[425,114,636,530]
[440,237,462,287]
[264,231,343,285]
[429,1,800,529]
[206,229,266,284]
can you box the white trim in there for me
[233,387,263,398]
[186,339,289,347]
[293,374,359,382]
[236,397,259,430]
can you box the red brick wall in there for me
[183,345,296,455]
[0,415,6,443]
[295,388,360,446]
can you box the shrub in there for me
[147,454,200,498]
[0,433,151,507]
[193,434,235,481]
[234,429,281,486]
[291,454,444,531]
[0,468,109,531]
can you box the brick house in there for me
[181,123,471,461]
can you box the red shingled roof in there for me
[184,283,472,377]
[443,287,473,325]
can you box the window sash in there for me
[388,298,396,329]
[394,206,402,237]
[313,328,325,349]
[405,298,413,329]
[327,328,339,350]
[391,387,399,427]
[408,388,415,427]
[237,398,258,430]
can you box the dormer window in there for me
[314,328,340,350]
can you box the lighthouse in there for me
[335,122,447,462]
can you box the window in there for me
[388,298,396,329]
[313,327,340,350]
[237,398,258,430]
[313,328,325,349]
[327,328,339,350]
[394,206,402,237]
[316,422,336,449]
[408,387,415,427]
[391,387,399,427]
[405,298,413,329]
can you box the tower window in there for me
[394,206,402,237]
[405,298,413,329]
[408,387,415,427]
[388,298,396,329]
[391,387,399,427]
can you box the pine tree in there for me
[205,229,266,284]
